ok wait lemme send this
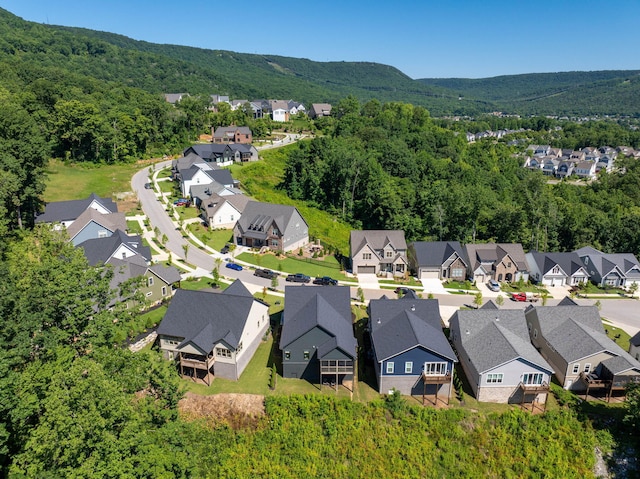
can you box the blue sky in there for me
[1,0,638,79]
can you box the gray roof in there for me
[601,355,640,376]
[528,251,587,277]
[480,300,499,310]
[280,286,356,360]
[66,208,127,240]
[465,243,528,272]
[631,331,640,347]
[369,297,456,363]
[236,201,306,238]
[35,193,118,224]
[575,246,640,278]
[172,152,208,171]
[451,309,552,376]
[157,280,261,353]
[201,192,250,219]
[410,241,467,269]
[184,144,228,161]
[525,305,637,363]
[105,256,179,306]
[213,126,252,139]
[78,230,151,266]
[350,230,407,257]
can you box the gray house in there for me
[465,243,529,284]
[525,304,640,400]
[350,230,408,277]
[368,297,457,404]
[280,286,356,389]
[66,208,127,246]
[526,251,589,287]
[35,193,118,228]
[234,201,309,253]
[450,309,553,408]
[157,280,270,384]
[408,241,468,281]
[630,332,640,362]
[78,230,151,266]
[575,246,640,289]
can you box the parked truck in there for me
[511,292,539,302]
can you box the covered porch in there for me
[179,351,216,386]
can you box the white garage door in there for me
[358,266,376,274]
[420,269,440,280]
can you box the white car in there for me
[487,279,501,292]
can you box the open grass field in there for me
[237,252,348,280]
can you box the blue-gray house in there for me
[368,296,457,404]
[280,286,356,390]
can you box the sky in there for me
[1,0,639,79]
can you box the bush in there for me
[269,363,277,390]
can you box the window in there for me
[237,342,243,352]
[230,214,234,221]
[148,276,154,286]
[584,363,591,373]
[272,228,279,235]
[405,362,413,374]
[552,265,560,274]
[452,268,464,278]
[386,251,393,258]
[284,351,290,360]
[98,230,108,238]
[423,362,448,375]
[162,286,167,296]
[145,292,153,297]
[386,362,394,374]
[303,351,310,360]
[486,373,504,384]
[522,373,543,385]
[271,240,279,247]
[363,253,372,260]
[572,363,580,374]
[507,261,512,268]
[216,347,231,358]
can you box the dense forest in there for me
[281,97,640,256]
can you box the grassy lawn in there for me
[175,205,200,220]
[443,280,478,291]
[602,320,632,351]
[157,169,173,179]
[43,159,143,202]
[158,180,176,194]
[379,277,422,287]
[237,252,348,280]
[126,220,143,235]
[501,282,549,294]
[253,293,284,315]
[179,277,224,291]
[188,224,233,250]
[230,145,353,255]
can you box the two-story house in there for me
[350,230,408,277]
[526,251,589,287]
[575,246,640,289]
[464,243,529,284]
[35,193,118,229]
[408,241,468,281]
[212,126,253,144]
[234,201,309,253]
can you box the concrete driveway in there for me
[420,278,448,295]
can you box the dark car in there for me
[173,198,190,207]
[220,244,231,254]
[394,287,413,295]
[254,268,277,279]
[144,182,153,189]
[225,262,243,271]
[313,276,338,286]
[286,273,311,283]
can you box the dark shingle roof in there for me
[157,280,263,353]
[66,208,127,240]
[236,201,304,238]
[35,193,118,224]
[78,230,150,266]
[280,286,356,360]
[528,251,587,277]
[350,230,407,257]
[451,309,552,376]
[410,241,467,268]
[631,331,640,347]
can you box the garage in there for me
[419,269,440,280]
[358,266,376,274]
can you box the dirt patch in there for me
[179,392,265,429]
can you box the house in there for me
[157,280,270,384]
[268,100,290,122]
[212,126,253,144]
[65,208,127,246]
[177,165,236,198]
[542,158,559,176]
[106,255,180,308]
[523,156,543,170]
[464,243,529,284]
[199,192,250,229]
[408,241,468,281]
[164,93,188,104]
[228,143,259,163]
[575,246,640,289]
[555,160,575,178]
[308,103,332,119]
[368,297,457,403]
[78,230,151,266]
[525,304,640,399]
[449,309,553,407]
[287,100,305,115]
[526,251,589,287]
[630,332,640,362]
[35,193,118,228]
[280,286,356,389]
[596,155,615,173]
[233,201,309,253]
[574,160,597,179]
[183,144,234,166]
[350,230,408,277]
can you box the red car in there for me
[511,292,527,302]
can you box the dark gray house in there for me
[408,241,468,281]
[368,297,457,404]
[78,230,151,266]
[575,246,640,289]
[280,286,356,389]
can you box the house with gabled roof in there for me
[350,230,408,277]
[66,208,127,246]
[212,126,252,144]
[369,297,457,403]
[35,193,118,228]
[78,230,151,266]
[526,251,589,287]
[280,286,356,389]
[525,304,640,399]
[408,241,468,281]
[575,246,640,289]
[464,243,529,284]
[450,309,553,407]
[574,160,597,179]
[234,201,309,253]
[157,280,270,384]
[164,93,189,104]
[198,192,250,229]
[308,103,332,119]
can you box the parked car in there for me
[144,182,153,189]
[286,273,311,283]
[394,287,414,295]
[313,276,338,286]
[225,262,243,271]
[487,279,501,292]
[220,244,230,254]
[512,292,539,302]
[173,198,190,207]
[254,268,277,279]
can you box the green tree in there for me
[624,382,640,429]
[495,294,504,307]
[473,292,483,309]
